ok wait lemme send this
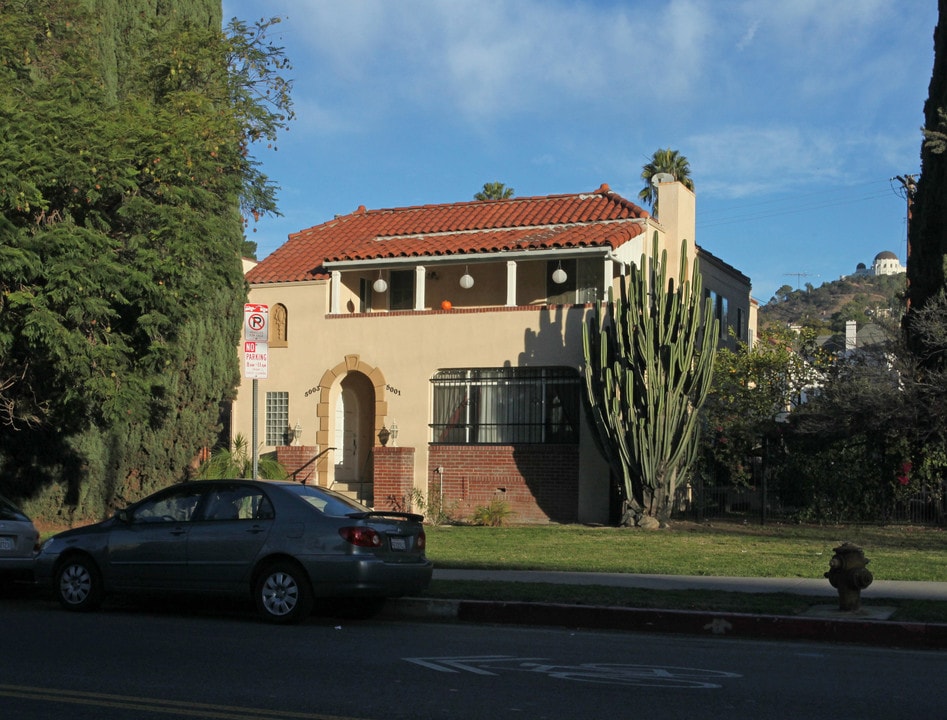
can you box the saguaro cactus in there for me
[582,234,718,526]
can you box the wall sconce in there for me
[373,270,388,293]
[552,261,568,285]
[292,421,302,446]
[377,425,391,447]
[459,265,474,289]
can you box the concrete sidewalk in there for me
[383,569,947,650]
[432,568,947,601]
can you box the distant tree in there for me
[583,234,717,527]
[474,182,514,200]
[906,1,947,360]
[0,2,293,519]
[700,326,828,487]
[638,148,694,213]
[779,324,913,522]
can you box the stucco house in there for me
[232,180,754,525]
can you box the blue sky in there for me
[221,1,937,303]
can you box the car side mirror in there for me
[116,509,131,523]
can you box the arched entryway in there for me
[333,372,375,503]
[315,355,388,505]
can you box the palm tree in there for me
[474,182,515,200]
[639,148,694,214]
[197,434,287,479]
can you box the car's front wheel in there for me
[55,555,104,612]
[254,560,313,624]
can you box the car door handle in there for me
[169,527,187,536]
[246,525,266,534]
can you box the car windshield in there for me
[0,494,29,522]
[280,484,368,517]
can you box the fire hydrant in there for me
[824,542,873,611]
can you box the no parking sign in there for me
[244,304,269,342]
[244,304,269,379]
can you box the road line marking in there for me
[0,684,362,720]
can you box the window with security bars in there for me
[265,391,289,446]
[431,367,580,444]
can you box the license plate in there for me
[389,536,407,551]
[0,536,13,551]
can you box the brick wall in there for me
[373,446,416,511]
[428,445,579,524]
[275,445,318,483]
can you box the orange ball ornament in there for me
[441,300,452,311]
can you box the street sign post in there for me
[244,304,269,480]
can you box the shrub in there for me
[471,498,514,527]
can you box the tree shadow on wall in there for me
[499,303,598,524]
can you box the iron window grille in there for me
[431,367,580,444]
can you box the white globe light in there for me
[459,273,474,289]
[552,267,568,284]
[373,277,388,293]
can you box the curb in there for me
[385,598,947,650]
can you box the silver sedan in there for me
[0,494,40,584]
[35,479,432,624]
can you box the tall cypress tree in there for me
[0,1,292,520]
[906,0,947,350]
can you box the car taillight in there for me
[417,527,426,551]
[339,527,382,548]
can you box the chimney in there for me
[845,320,857,352]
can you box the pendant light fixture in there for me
[552,260,568,284]
[373,270,388,293]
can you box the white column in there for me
[506,261,517,306]
[415,265,426,311]
[330,270,341,314]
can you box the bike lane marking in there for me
[404,656,742,688]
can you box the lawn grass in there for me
[420,521,947,624]
[423,521,947,581]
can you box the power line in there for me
[696,177,914,230]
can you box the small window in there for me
[265,391,289,446]
[547,259,600,304]
[389,270,414,310]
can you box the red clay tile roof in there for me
[247,184,650,284]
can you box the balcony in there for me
[327,253,620,315]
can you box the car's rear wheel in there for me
[55,555,104,612]
[254,560,313,624]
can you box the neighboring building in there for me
[852,250,905,278]
[233,181,754,524]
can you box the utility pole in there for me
[784,272,810,290]
[894,174,917,305]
